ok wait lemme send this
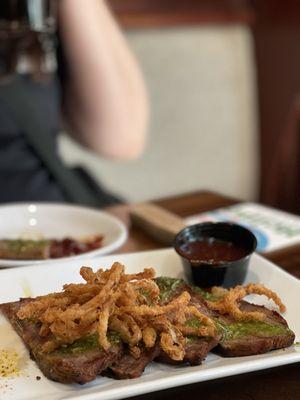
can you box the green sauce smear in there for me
[155,277,184,303]
[218,320,292,341]
[6,239,50,253]
[185,317,202,329]
[58,334,100,355]
[185,335,199,344]
[58,331,121,355]
[139,289,154,305]
[191,285,221,302]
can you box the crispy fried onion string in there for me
[16,263,217,361]
[17,265,284,359]
[206,283,286,321]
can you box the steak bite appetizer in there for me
[155,277,295,359]
[0,264,218,383]
[1,299,121,384]
[192,283,295,357]
[0,264,294,384]
[155,277,220,366]
[105,344,160,379]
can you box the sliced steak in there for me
[156,336,218,366]
[188,285,295,357]
[32,343,119,384]
[215,301,295,357]
[105,344,160,379]
[155,277,220,365]
[1,277,295,384]
[1,300,121,384]
[155,277,295,358]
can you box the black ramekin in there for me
[173,222,257,288]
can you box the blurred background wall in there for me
[60,0,300,212]
[60,24,259,202]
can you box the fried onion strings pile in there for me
[17,263,216,361]
[16,263,287,362]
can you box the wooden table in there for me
[107,190,300,400]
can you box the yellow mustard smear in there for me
[21,279,33,298]
[0,349,20,378]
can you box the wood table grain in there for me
[106,190,300,400]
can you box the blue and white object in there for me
[186,203,300,253]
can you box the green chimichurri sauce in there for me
[57,331,121,355]
[6,239,50,253]
[185,317,202,329]
[58,334,100,355]
[155,277,184,303]
[218,320,291,341]
[185,335,199,344]
[191,285,221,302]
[139,289,154,305]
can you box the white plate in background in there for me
[0,203,127,267]
[0,248,299,400]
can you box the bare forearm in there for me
[58,0,148,159]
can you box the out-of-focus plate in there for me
[0,203,127,267]
[0,248,299,400]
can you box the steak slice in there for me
[155,277,220,366]
[1,300,121,384]
[155,277,295,359]
[188,284,295,357]
[156,336,218,366]
[105,344,160,379]
[215,301,295,357]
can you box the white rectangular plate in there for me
[0,249,299,400]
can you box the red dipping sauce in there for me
[179,238,249,265]
[174,222,257,287]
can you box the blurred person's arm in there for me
[58,0,149,159]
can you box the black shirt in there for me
[0,74,67,202]
[0,35,121,208]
